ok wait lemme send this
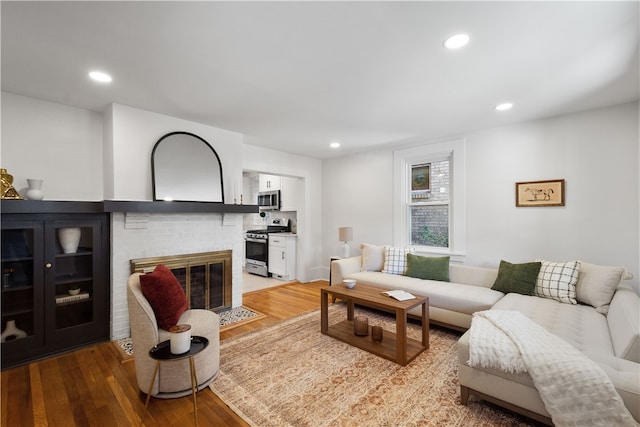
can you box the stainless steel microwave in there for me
[257,190,280,210]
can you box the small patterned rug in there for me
[113,305,265,359]
[210,304,536,426]
[219,305,266,329]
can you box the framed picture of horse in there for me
[516,179,565,207]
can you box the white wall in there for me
[105,103,243,201]
[322,102,640,292]
[1,92,103,200]
[322,149,394,257]
[465,103,638,272]
[243,144,323,282]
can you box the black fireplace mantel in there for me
[0,199,259,214]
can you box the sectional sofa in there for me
[330,245,640,425]
[330,251,502,330]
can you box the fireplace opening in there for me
[130,250,232,312]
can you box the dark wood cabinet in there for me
[1,212,110,369]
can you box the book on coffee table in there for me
[381,290,416,301]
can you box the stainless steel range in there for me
[245,218,290,277]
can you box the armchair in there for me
[127,272,220,398]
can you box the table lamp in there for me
[338,227,353,258]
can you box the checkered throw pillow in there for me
[382,246,414,275]
[535,259,580,304]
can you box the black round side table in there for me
[140,336,209,426]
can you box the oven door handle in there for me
[245,238,267,243]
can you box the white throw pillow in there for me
[535,259,579,304]
[382,246,414,275]
[576,262,625,313]
[360,243,385,272]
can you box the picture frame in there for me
[515,179,565,207]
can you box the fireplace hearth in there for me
[130,250,232,312]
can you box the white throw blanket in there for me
[468,310,638,427]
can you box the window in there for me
[393,139,465,260]
[410,160,449,247]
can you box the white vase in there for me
[25,178,44,200]
[59,227,81,254]
[1,320,27,343]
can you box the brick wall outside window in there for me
[410,159,449,247]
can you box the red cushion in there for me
[139,265,188,330]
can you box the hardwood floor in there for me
[1,280,326,427]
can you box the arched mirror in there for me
[152,132,225,202]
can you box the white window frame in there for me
[393,139,466,262]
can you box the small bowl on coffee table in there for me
[343,279,356,289]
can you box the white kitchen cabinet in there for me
[259,174,281,192]
[279,176,301,212]
[268,234,296,280]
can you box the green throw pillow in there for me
[405,254,450,282]
[491,260,541,295]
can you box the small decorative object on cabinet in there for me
[58,227,81,253]
[2,268,13,288]
[0,168,23,199]
[25,178,44,200]
[1,202,110,369]
[0,320,27,343]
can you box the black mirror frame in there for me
[151,131,225,203]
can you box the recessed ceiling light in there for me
[443,34,469,49]
[330,142,341,149]
[89,71,112,83]
[495,103,513,111]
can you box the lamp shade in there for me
[338,227,353,242]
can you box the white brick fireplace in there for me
[110,211,244,339]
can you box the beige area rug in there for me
[209,304,536,426]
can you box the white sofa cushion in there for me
[491,292,614,355]
[360,243,385,271]
[534,259,579,304]
[449,264,499,288]
[576,261,625,313]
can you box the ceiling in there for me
[2,1,638,159]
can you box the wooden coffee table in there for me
[321,282,429,366]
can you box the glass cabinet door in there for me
[45,220,103,339]
[1,221,45,354]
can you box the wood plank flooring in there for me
[1,280,326,427]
